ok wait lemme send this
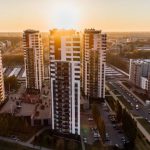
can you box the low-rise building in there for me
[129,59,150,98]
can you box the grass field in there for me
[134,129,150,150]
[137,118,150,134]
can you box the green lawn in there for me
[137,118,150,134]
[0,140,35,150]
[134,130,150,150]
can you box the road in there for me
[80,110,95,145]
[109,81,150,121]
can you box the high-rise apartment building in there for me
[23,29,44,92]
[0,50,5,102]
[49,29,80,135]
[82,29,106,99]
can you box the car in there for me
[88,117,93,121]
[112,124,116,128]
[130,103,134,107]
[93,131,100,138]
[121,136,125,141]
[90,127,94,131]
[115,144,119,148]
[118,129,123,133]
[83,137,87,143]
[11,135,19,141]
[136,104,139,110]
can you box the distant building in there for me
[4,40,11,48]
[49,29,81,135]
[0,42,6,51]
[23,29,44,92]
[82,29,106,99]
[136,46,150,51]
[129,59,150,97]
[0,50,5,102]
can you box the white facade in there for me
[129,59,150,98]
[82,29,106,99]
[141,77,148,90]
[23,30,44,91]
[49,29,80,135]
[0,50,5,102]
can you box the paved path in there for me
[0,136,51,150]
[27,126,50,144]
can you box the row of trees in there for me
[124,50,150,59]
[34,132,81,150]
[115,101,137,144]
[92,103,106,142]
[106,53,129,73]
[2,55,24,66]
[4,75,19,92]
[0,114,32,137]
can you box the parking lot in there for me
[80,101,128,149]
[99,103,127,149]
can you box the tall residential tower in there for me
[49,29,81,135]
[23,29,44,92]
[0,50,5,102]
[82,29,106,99]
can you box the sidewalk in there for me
[0,136,51,150]
[27,126,50,144]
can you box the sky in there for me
[0,0,150,32]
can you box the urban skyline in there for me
[0,0,150,149]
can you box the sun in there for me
[50,1,80,29]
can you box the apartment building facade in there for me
[23,29,44,92]
[82,29,106,99]
[129,59,150,97]
[49,29,80,135]
[0,50,5,102]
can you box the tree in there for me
[122,109,137,143]
[92,103,106,142]
[116,101,123,122]
[4,75,19,91]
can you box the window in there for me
[73,43,80,46]
[73,53,80,56]
[66,58,71,61]
[66,53,71,56]
[66,43,71,46]
[73,58,80,61]
[73,48,80,51]
[73,38,80,41]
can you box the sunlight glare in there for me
[50,2,80,29]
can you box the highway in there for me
[109,79,150,122]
